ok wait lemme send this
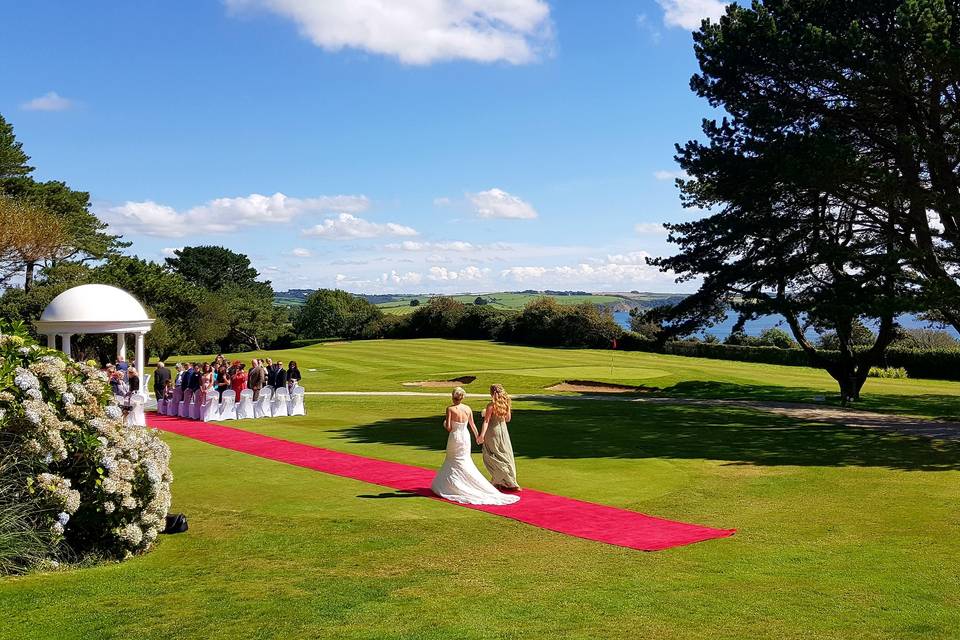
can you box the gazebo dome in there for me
[40,284,150,323]
[35,284,154,410]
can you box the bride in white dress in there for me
[431,387,520,506]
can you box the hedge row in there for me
[616,332,960,381]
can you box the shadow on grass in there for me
[662,380,960,419]
[335,398,960,472]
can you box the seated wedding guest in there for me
[127,367,140,401]
[287,361,302,391]
[248,358,265,401]
[265,358,276,387]
[274,361,287,391]
[153,361,171,402]
[107,364,120,395]
[215,363,231,401]
[231,363,248,400]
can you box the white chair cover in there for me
[218,390,237,420]
[271,388,290,417]
[178,389,193,418]
[156,398,166,414]
[126,396,146,427]
[254,386,273,419]
[169,388,183,416]
[236,389,255,419]
[289,386,306,416]
[189,394,202,420]
[201,394,218,422]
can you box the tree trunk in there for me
[23,260,35,292]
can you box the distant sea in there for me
[612,310,960,340]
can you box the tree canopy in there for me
[648,0,949,401]
[165,246,262,292]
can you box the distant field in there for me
[274,290,686,313]
[374,292,680,315]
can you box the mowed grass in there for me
[3,340,960,639]
[197,338,960,418]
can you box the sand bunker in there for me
[546,380,654,394]
[403,376,477,388]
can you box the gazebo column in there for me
[46,334,55,348]
[135,331,146,396]
[60,334,73,358]
[116,332,126,361]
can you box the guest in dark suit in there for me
[274,361,287,391]
[153,361,172,401]
[188,362,202,396]
[266,358,277,388]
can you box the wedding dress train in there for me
[431,420,520,506]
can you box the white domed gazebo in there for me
[35,284,154,397]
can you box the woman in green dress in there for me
[478,384,520,491]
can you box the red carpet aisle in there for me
[148,413,735,551]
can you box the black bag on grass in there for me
[162,513,188,534]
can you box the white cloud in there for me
[380,270,423,285]
[302,213,418,239]
[654,169,687,181]
[428,266,490,281]
[634,222,668,235]
[101,192,369,238]
[657,0,727,30]
[225,0,553,65]
[161,247,183,258]
[22,91,74,112]
[500,251,675,288]
[433,197,452,207]
[469,188,538,219]
[388,240,478,252]
[291,247,312,257]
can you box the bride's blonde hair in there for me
[452,387,466,403]
[490,384,510,418]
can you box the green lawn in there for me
[3,340,960,639]
[204,338,960,418]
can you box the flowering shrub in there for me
[0,320,172,568]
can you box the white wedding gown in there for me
[431,420,520,506]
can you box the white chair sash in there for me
[254,386,273,419]
[126,396,146,427]
[289,387,306,416]
[178,389,194,418]
[201,394,218,422]
[218,390,237,420]
[236,389,255,419]
[189,394,202,420]
[271,388,290,417]
[169,388,183,416]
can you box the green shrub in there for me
[868,366,909,379]
[0,320,172,572]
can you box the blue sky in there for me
[1,0,730,293]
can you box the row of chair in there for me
[156,386,306,421]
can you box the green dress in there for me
[482,414,519,489]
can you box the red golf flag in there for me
[611,338,618,350]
